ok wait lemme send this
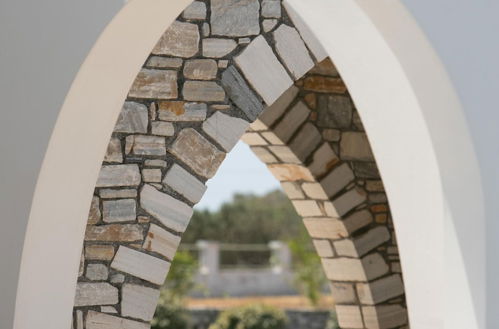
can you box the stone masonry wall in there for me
[71,1,408,329]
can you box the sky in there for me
[195,141,281,211]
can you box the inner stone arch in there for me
[72,1,408,328]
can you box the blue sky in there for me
[195,141,281,211]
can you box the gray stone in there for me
[100,306,117,314]
[85,263,109,281]
[273,101,310,143]
[142,168,162,183]
[238,37,251,44]
[203,112,249,151]
[99,188,137,199]
[144,159,168,168]
[301,182,328,200]
[320,163,355,198]
[283,2,328,62]
[256,85,299,129]
[128,69,178,99]
[356,274,404,305]
[263,19,278,32]
[262,0,281,18]
[251,146,277,163]
[184,59,218,80]
[330,282,356,304]
[362,305,408,329]
[151,121,175,136]
[143,224,181,260]
[211,0,260,37]
[146,56,183,69]
[114,102,148,133]
[111,246,170,285]
[125,135,166,156]
[96,164,141,187]
[85,224,143,242]
[329,188,367,217]
[289,123,321,161]
[202,38,237,58]
[158,101,207,121]
[317,95,353,128]
[273,25,314,79]
[104,138,123,163]
[88,196,101,224]
[163,164,207,203]
[241,133,268,145]
[235,36,293,105]
[218,60,229,69]
[110,274,125,284]
[140,184,193,232]
[75,310,83,329]
[221,66,263,121]
[352,226,391,257]
[122,284,161,321]
[102,199,136,223]
[308,143,339,177]
[182,1,207,20]
[86,311,149,329]
[202,23,210,37]
[340,132,374,161]
[183,81,225,102]
[168,128,226,179]
[152,21,200,58]
[74,283,118,306]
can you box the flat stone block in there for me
[203,38,237,58]
[362,253,390,281]
[308,143,339,178]
[86,263,109,281]
[322,257,365,281]
[301,182,328,200]
[356,274,404,305]
[125,135,166,156]
[235,35,292,105]
[317,95,352,128]
[183,81,225,102]
[122,284,161,321]
[353,226,391,257]
[320,163,355,198]
[152,21,199,58]
[343,210,373,234]
[182,1,207,20]
[251,146,278,164]
[88,196,101,225]
[257,85,299,129]
[85,224,143,242]
[340,132,375,161]
[103,138,123,163]
[292,200,323,217]
[304,77,347,94]
[329,188,367,217]
[99,189,137,199]
[329,282,356,304]
[158,101,207,122]
[140,184,193,232]
[211,0,260,37]
[303,217,348,239]
[362,305,408,329]
[111,246,170,285]
[273,101,310,143]
[241,133,268,146]
[143,224,181,260]
[142,168,162,183]
[163,164,207,204]
[85,245,115,261]
[146,56,183,69]
[262,0,281,18]
[289,123,321,161]
[335,305,364,329]
[168,128,226,179]
[114,102,148,133]
[280,181,304,199]
[86,311,149,329]
[312,239,334,257]
[129,69,177,99]
[183,59,218,80]
[268,146,301,164]
[274,25,314,79]
[74,283,118,307]
[102,199,136,223]
[267,164,314,182]
[96,164,141,188]
[202,112,250,151]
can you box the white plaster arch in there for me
[10,1,484,329]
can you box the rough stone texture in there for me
[303,218,348,239]
[356,274,404,305]
[102,199,136,223]
[129,69,178,99]
[121,284,160,321]
[280,181,304,199]
[211,0,260,37]
[88,196,101,225]
[301,182,328,200]
[304,77,347,94]
[146,56,183,69]
[312,239,334,258]
[317,95,352,128]
[251,146,277,163]
[152,21,200,58]
[125,135,166,156]
[86,311,149,329]
[168,128,225,179]
[288,123,321,161]
[329,188,367,217]
[362,305,408,329]
[163,164,207,204]
[256,86,299,129]
[111,246,170,285]
[235,36,293,105]
[99,189,137,199]
[292,200,323,217]
[340,132,375,161]
[184,59,218,80]
[86,263,109,281]
[273,102,310,143]
[151,121,175,136]
[85,224,143,242]
[74,283,118,307]
[96,164,141,188]
[104,138,123,163]
[114,102,148,133]
[183,81,226,102]
[330,282,356,304]
[273,25,314,79]
[262,0,281,18]
[267,164,314,181]
[221,66,263,121]
[143,224,181,260]
[158,101,207,121]
[308,143,339,177]
[140,184,193,233]
[320,163,355,198]
[335,305,364,329]
[182,1,207,20]
[202,38,237,58]
[85,245,115,261]
[203,112,250,151]
[142,168,162,183]
[241,133,268,146]
[268,146,301,164]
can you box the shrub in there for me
[151,302,189,329]
[209,304,287,329]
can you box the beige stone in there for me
[104,138,123,163]
[333,239,358,258]
[241,133,268,146]
[329,282,356,304]
[362,305,408,329]
[322,257,365,281]
[146,56,183,69]
[142,168,162,183]
[308,143,339,178]
[202,112,249,151]
[144,159,168,168]
[163,164,206,204]
[335,305,364,329]
[288,123,321,161]
[202,38,237,58]
[152,21,200,58]
[182,1,207,20]
[169,128,226,179]
[111,246,170,285]
[143,224,181,260]
[292,200,323,217]
[121,284,160,321]
[303,217,348,239]
[256,85,299,129]
[85,245,115,261]
[129,69,178,99]
[74,283,118,306]
[100,306,117,314]
[183,81,225,102]
[268,146,301,164]
[340,132,375,161]
[158,101,207,122]
[273,101,310,143]
[183,59,218,80]
[250,146,277,163]
[85,224,143,242]
[356,274,404,305]
[301,182,328,200]
[267,164,314,182]
[280,181,304,199]
[261,131,284,145]
[320,163,355,198]
[151,121,175,136]
[86,311,149,329]
[312,239,334,257]
[88,196,101,225]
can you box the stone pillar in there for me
[196,240,220,275]
[269,241,292,273]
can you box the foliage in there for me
[151,302,189,329]
[209,304,287,329]
[288,236,327,307]
[326,311,340,329]
[160,251,198,305]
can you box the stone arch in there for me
[71,1,408,328]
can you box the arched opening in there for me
[70,2,408,328]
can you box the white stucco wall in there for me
[0,1,497,328]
